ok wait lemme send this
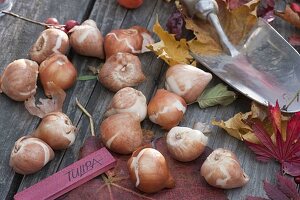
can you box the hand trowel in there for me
[180,0,300,113]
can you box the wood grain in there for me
[0,0,297,199]
[0,0,95,199]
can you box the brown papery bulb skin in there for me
[166,126,208,162]
[32,112,77,150]
[39,53,77,97]
[147,89,187,130]
[9,136,55,175]
[69,19,104,59]
[127,147,175,193]
[30,28,69,64]
[130,26,154,53]
[0,59,38,101]
[165,64,212,104]
[100,113,143,154]
[200,148,250,189]
[105,87,147,121]
[104,28,143,59]
[98,52,145,92]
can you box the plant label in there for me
[14,147,116,200]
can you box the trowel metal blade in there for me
[191,18,300,113]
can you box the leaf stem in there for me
[77,75,98,81]
[282,89,300,111]
[0,10,64,29]
[75,98,95,136]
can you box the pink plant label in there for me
[14,147,116,200]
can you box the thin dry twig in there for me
[75,98,95,136]
[0,10,65,28]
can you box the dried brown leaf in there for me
[212,112,255,141]
[212,101,291,143]
[24,82,66,118]
[179,0,259,55]
[142,129,155,144]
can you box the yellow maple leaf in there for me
[212,112,255,142]
[147,18,195,67]
[178,0,259,55]
[147,0,259,66]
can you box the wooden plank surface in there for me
[0,0,95,199]
[0,0,298,199]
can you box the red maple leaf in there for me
[59,138,227,200]
[245,101,300,176]
[246,174,300,200]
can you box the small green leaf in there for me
[77,75,98,81]
[197,83,237,108]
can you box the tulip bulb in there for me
[100,113,143,154]
[32,112,77,150]
[104,28,143,59]
[200,148,249,189]
[9,136,55,175]
[0,59,38,101]
[105,87,147,121]
[69,19,105,59]
[165,64,212,104]
[166,126,208,162]
[128,147,175,193]
[30,28,69,64]
[147,89,187,130]
[98,52,145,92]
[39,53,77,97]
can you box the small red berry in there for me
[65,20,79,31]
[117,0,143,9]
[295,176,300,184]
[45,17,60,26]
[291,3,300,13]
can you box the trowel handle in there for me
[181,0,239,56]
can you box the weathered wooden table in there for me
[0,0,298,199]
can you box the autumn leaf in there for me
[24,82,66,118]
[276,4,300,29]
[147,18,195,67]
[212,102,265,143]
[60,138,227,200]
[212,101,290,144]
[148,0,259,67]
[212,112,254,141]
[245,101,300,176]
[246,174,300,200]
[197,83,237,108]
[227,0,253,9]
[257,0,275,22]
[166,10,185,40]
[178,0,259,55]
